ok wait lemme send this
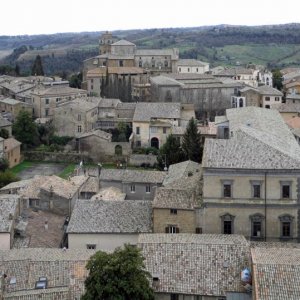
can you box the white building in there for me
[177,59,209,74]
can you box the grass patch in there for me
[10,161,34,175]
[59,164,76,179]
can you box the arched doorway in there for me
[151,137,159,149]
[115,145,122,155]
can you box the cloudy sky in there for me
[1,0,300,35]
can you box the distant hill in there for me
[1,24,300,76]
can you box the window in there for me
[119,60,124,67]
[146,185,151,193]
[170,208,177,215]
[139,61,142,67]
[91,84,93,90]
[86,244,96,250]
[220,213,235,234]
[275,97,280,101]
[164,60,168,67]
[221,180,233,198]
[188,68,190,72]
[163,127,167,134]
[265,96,270,101]
[280,181,292,199]
[195,227,202,234]
[170,295,179,300]
[179,67,181,72]
[91,79,93,84]
[150,126,158,133]
[78,125,82,133]
[136,141,141,147]
[196,68,199,72]
[130,184,135,193]
[165,225,179,234]
[45,108,49,117]
[45,98,49,104]
[251,180,262,198]
[250,213,264,239]
[265,105,270,109]
[136,127,140,135]
[78,114,81,121]
[279,214,294,239]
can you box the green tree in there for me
[117,121,127,142]
[31,55,44,76]
[69,72,82,88]
[0,128,9,139]
[82,244,154,300]
[0,158,9,172]
[12,111,39,148]
[182,118,202,163]
[272,69,283,90]
[158,134,184,169]
[15,64,20,76]
[0,170,19,188]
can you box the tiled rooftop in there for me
[78,129,112,140]
[0,194,19,233]
[100,168,166,184]
[153,188,198,209]
[203,107,300,169]
[252,247,300,300]
[177,59,209,67]
[133,102,181,122]
[138,234,250,297]
[0,248,94,299]
[32,85,87,96]
[67,200,152,233]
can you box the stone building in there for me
[31,85,87,118]
[202,107,300,241]
[3,137,21,168]
[240,85,283,109]
[67,200,152,251]
[131,102,195,149]
[76,129,131,162]
[0,98,32,121]
[99,168,166,201]
[138,234,251,300]
[53,97,100,137]
[177,59,209,74]
[150,73,243,120]
[83,32,179,88]
[153,160,202,234]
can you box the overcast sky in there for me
[1,0,300,36]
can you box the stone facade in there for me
[153,208,196,233]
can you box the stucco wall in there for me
[68,233,139,251]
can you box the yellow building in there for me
[202,107,300,242]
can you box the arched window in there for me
[151,137,159,149]
[115,145,122,156]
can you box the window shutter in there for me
[176,227,180,233]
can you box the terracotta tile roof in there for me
[286,116,300,129]
[138,234,250,297]
[252,247,300,300]
[0,194,19,233]
[203,107,300,169]
[0,248,94,299]
[100,169,166,184]
[67,200,152,233]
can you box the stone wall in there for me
[23,151,92,164]
[153,208,196,233]
[129,154,158,167]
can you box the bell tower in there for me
[99,31,114,55]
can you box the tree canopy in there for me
[12,111,39,148]
[182,118,202,163]
[31,55,44,76]
[158,134,184,169]
[82,244,154,300]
